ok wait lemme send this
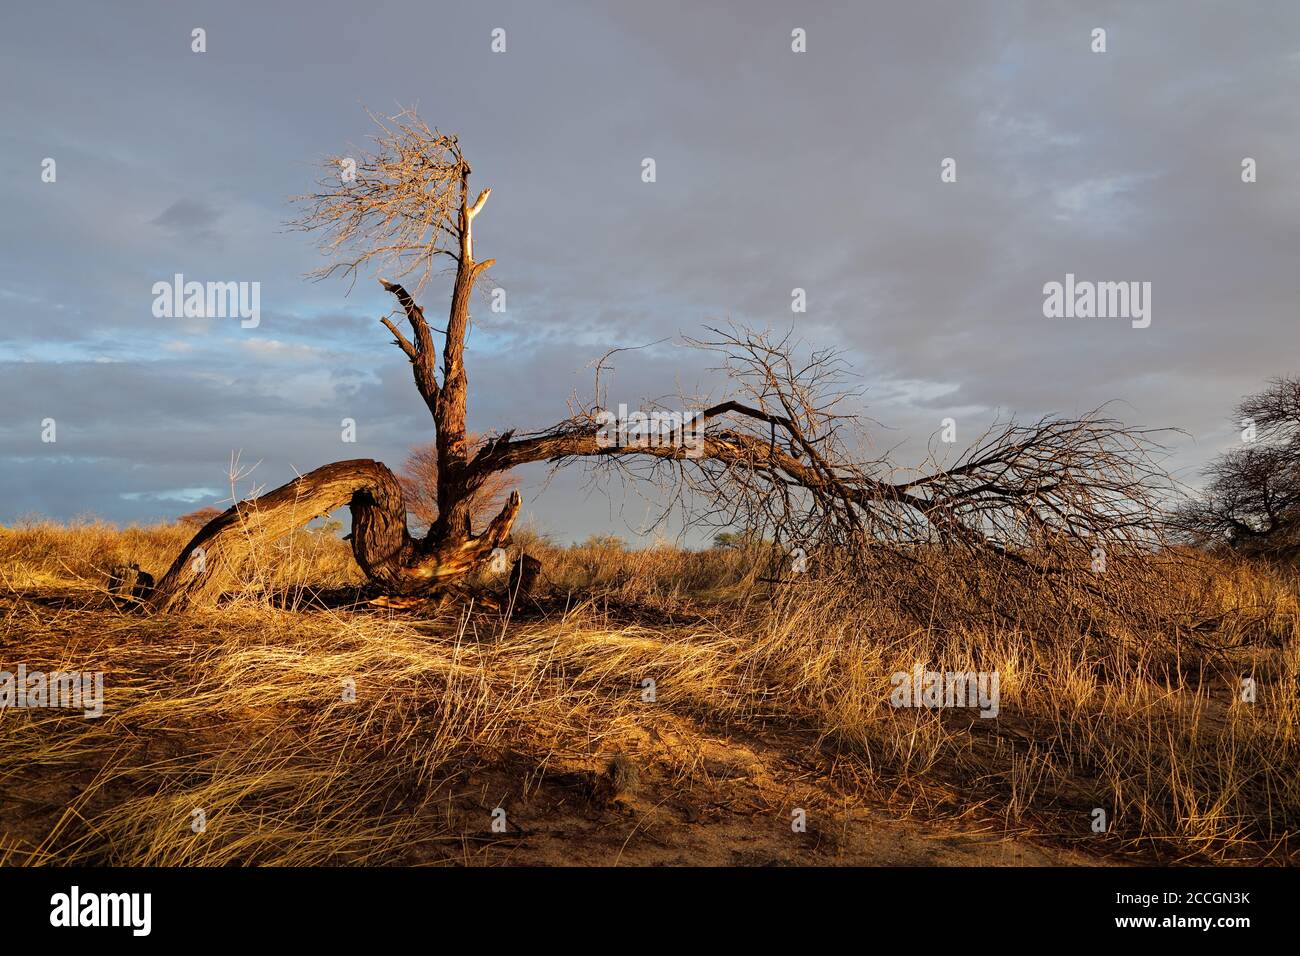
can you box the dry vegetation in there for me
[1,517,1296,866]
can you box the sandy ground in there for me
[415,712,1105,866]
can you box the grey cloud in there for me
[1,0,1298,541]
[150,198,223,234]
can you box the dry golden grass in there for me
[0,521,1296,865]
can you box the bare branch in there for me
[290,107,470,293]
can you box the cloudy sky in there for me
[2,0,1298,544]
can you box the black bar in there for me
[2,865,1284,943]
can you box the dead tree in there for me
[150,109,1171,611]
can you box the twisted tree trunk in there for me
[150,460,519,611]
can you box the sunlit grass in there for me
[0,521,1296,864]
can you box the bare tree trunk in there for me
[150,459,519,611]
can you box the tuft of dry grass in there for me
[0,516,363,605]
